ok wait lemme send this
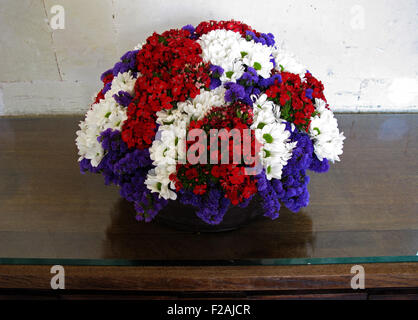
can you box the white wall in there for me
[0,0,417,115]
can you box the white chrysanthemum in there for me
[309,99,345,163]
[251,94,296,180]
[198,29,274,82]
[251,94,279,127]
[272,46,307,78]
[76,70,138,167]
[145,166,177,200]
[255,122,297,180]
[239,40,274,79]
[104,71,136,99]
[76,98,127,167]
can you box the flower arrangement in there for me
[76,20,345,225]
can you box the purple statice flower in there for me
[256,170,281,220]
[100,68,113,82]
[305,88,313,100]
[245,30,257,41]
[224,82,246,102]
[272,122,325,213]
[245,31,276,47]
[252,121,327,215]
[177,184,232,225]
[102,81,112,95]
[238,67,259,86]
[241,86,261,105]
[196,188,231,225]
[79,158,101,174]
[210,64,224,78]
[112,50,139,77]
[209,64,224,89]
[259,74,282,88]
[177,188,203,208]
[80,128,168,221]
[260,33,276,47]
[182,24,197,39]
[113,91,133,107]
[210,78,222,90]
[309,155,330,173]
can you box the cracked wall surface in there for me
[0,0,417,115]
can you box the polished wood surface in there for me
[0,114,417,261]
[0,262,416,292]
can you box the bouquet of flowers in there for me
[76,20,345,225]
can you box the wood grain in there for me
[0,263,416,292]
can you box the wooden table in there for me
[0,114,416,299]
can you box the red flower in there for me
[193,184,207,195]
[185,168,198,180]
[121,28,211,149]
[194,20,260,38]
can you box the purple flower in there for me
[79,128,168,221]
[113,91,133,107]
[209,78,222,90]
[224,82,246,102]
[182,24,196,38]
[238,67,258,86]
[100,69,113,82]
[210,64,224,78]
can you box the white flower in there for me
[176,87,227,122]
[104,71,136,99]
[249,94,296,179]
[145,166,177,200]
[272,46,307,78]
[309,99,345,163]
[76,71,138,167]
[76,98,128,167]
[251,94,278,128]
[255,122,297,180]
[198,30,274,83]
[239,40,274,79]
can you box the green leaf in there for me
[240,51,248,58]
[253,62,262,70]
[226,71,234,79]
[156,182,162,191]
[313,127,321,135]
[279,64,285,72]
[263,133,273,143]
[257,122,266,129]
[267,165,272,174]
[264,149,271,158]
[104,112,111,118]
